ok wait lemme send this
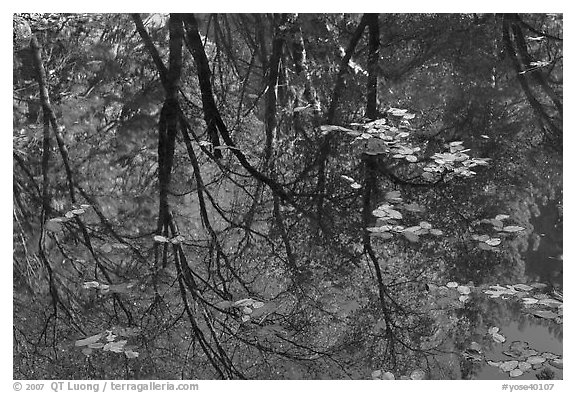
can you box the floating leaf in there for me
[405,155,418,162]
[382,371,395,380]
[83,281,100,289]
[104,340,127,353]
[387,209,403,220]
[503,225,524,233]
[371,370,382,379]
[125,350,139,359]
[538,298,562,307]
[410,369,426,380]
[487,360,502,367]
[446,282,459,288]
[101,244,113,253]
[170,235,186,244]
[153,235,169,243]
[242,307,253,314]
[518,362,532,372]
[75,333,103,347]
[500,360,519,372]
[70,208,86,216]
[485,238,501,246]
[252,301,265,309]
[403,231,419,243]
[514,284,533,291]
[526,356,546,365]
[385,191,402,201]
[495,214,509,221]
[350,182,362,189]
[81,347,93,356]
[459,295,469,302]
[468,342,482,353]
[65,211,75,219]
[80,204,91,209]
[509,369,523,377]
[234,298,255,307]
[531,310,557,319]
[429,228,443,236]
[522,298,539,305]
[549,359,563,369]
[492,333,506,343]
[419,221,432,229]
[422,172,435,181]
[457,286,471,295]
[241,315,250,322]
[319,125,354,133]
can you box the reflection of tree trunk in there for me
[316,14,369,229]
[502,14,562,145]
[264,14,285,162]
[183,14,223,159]
[366,13,380,120]
[327,14,369,123]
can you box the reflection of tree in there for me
[13,13,561,379]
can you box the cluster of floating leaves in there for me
[483,283,563,324]
[487,341,562,378]
[371,369,426,380]
[75,327,140,358]
[445,281,472,303]
[463,340,562,378]
[428,281,562,325]
[45,204,91,232]
[319,109,415,158]
[215,298,265,322]
[470,214,525,252]
[422,141,490,181]
[367,190,441,242]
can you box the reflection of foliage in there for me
[13,13,561,380]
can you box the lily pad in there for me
[531,310,557,319]
[549,359,563,369]
[514,284,533,291]
[503,225,524,232]
[381,371,395,380]
[457,286,471,295]
[371,369,382,379]
[509,368,523,377]
[446,282,459,288]
[492,333,506,343]
[518,362,532,372]
[541,352,559,360]
[526,356,546,365]
[522,297,539,305]
[410,369,426,380]
[485,238,502,246]
[500,360,519,372]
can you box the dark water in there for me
[524,199,563,288]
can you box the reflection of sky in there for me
[438,289,563,380]
[475,318,562,380]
